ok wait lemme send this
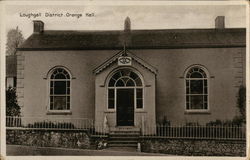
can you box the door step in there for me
[108,127,140,148]
[108,143,138,147]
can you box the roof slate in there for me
[18,28,246,50]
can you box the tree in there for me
[6,87,21,116]
[6,27,24,55]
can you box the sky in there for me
[4,4,247,39]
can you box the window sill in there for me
[47,110,72,115]
[184,110,210,115]
[104,110,115,113]
[135,109,146,113]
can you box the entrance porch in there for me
[93,50,157,135]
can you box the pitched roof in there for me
[93,49,157,75]
[18,28,246,50]
[6,55,17,77]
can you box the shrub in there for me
[236,85,246,124]
[6,87,21,117]
[27,121,76,129]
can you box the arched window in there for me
[108,69,143,109]
[49,68,71,110]
[185,66,208,110]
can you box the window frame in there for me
[47,67,72,113]
[185,65,209,113]
[106,68,144,111]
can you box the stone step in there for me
[109,132,140,136]
[110,127,140,132]
[109,140,138,144]
[108,143,138,147]
[109,136,139,140]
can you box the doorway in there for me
[116,89,134,126]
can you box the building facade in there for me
[16,17,246,133]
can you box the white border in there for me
[0,1,249,160]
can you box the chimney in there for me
[215,16,225,29]
[124,17,131,32]
[33,20,44,33]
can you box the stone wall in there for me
[140,138,246,156]
[6,129,91,149]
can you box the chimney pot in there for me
[33,20,44,33]
[215,16,225,29]
[124,17,131,32]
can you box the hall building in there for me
[16,16,246,133]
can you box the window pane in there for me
[50,96,54,110]
[54,81,66,94]
[126,79,135,86]
[186,87,189,94]
[204,87,207,94]
[116,79,125,86]
[137,89,142,98]
[136,99,143,109]
[204,80,207,86]
[204,95,207,102]
[112,72,121,80]
[122,77,129,83]
[108,89,114,98]
[67,101,70,110]
[186,95,189,102]
[190,72,203,78]
[50,88,53,94]
[55,73,67,79]
[190,80,203,94]
[109,78,116,86]
[67,88,70,94]
[204,102,208,109]
[108,99,114,109]
[130,72,138,80]
[108,89,114,109]
[186,102,190,109]
[50,82,54,87]
[51,74,55,79]
[54,96,66,110]
[135,78,142,86]
[190,95,203,109]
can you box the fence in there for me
[6,116,94,130]
[142,124,246,140]
[6,116,109,136]
[6,117,246,140]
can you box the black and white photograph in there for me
[1,1,249,158]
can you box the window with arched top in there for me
[49,68,71,110]
[108,69,143,109]
[185,66,208,110]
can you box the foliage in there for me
[157,116,171,126]
[27,121,76,129]
[206,119,242,126]
[6,87,21,116]
[236,85,246,124]
[6,27,24,55]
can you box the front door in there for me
[116,89,134,126]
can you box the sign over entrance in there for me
[118,57,132,66]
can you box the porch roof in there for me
[93,49,158,75]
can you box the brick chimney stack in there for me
[33,20,44,33]
[215,16,225,29]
